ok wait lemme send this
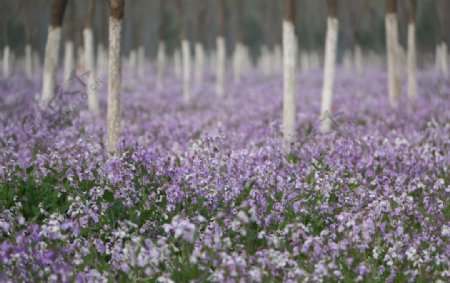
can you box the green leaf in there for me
[288,153,298,164]
[103,191,115,202]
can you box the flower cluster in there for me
[0,68,448,281]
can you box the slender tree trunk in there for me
[63,41,74,86]
[23,14,33,80]
[97,3,107,78]
[282,0,296,149]
[177,0,191,102]
[137,45,145,77]
[25,44,32,79]
[63,0,75,87]
[41,0,68,108]
[320,0,339,133]
[385,0,401,106]
[233,0,244,84]
[195,0,206,85]
[84,0,99,113]
[157,0,166,88]
[107,0,125,155]
[407,0,417,101]
[436,0,448,76]
[156,41,166,88]
[181,39,191,102]
[2,46,10,79]
[216,0,226,97]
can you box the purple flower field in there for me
[0,68,449,282]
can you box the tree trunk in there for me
[41,0,68,108]
[63,0,75,87]
[177,0,191,102]
[195,0,206,85]
[157,0,166,88]
[25,44,32,79]
[84,0,99,113]
[407,0,417,101]
[156,41,166,89]
[233,0,244,84]
[385,0,401,106]
[320,0,339,133]
[137,45,145,77]
[107,0,125,155]
[216,0,226,97]
[63,41,74,87]
[181,39,191,102]
[2,46,10,79]
[23,14,33,80]
[436,0,448,76]
[282,0,296,149]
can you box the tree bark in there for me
[407,0,417,101]
[107,0,125,155]
[177,0,191,102]
[282,0,296,149]
[41,0,68,108]
[385,0,401,106]
[216,0,226,97]
[84,0,99,113]
[233,0,244,84]
[195,0,206,85]
[157,0,166,88]
[63,0,75,86]
[320,0,339,133]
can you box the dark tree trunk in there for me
[50,0,68,28]
[84,0,95,29]
[218,0,225,38]
[65,0,76,42]
[386,0,397,15]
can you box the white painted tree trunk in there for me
[354,44,363,76]
[107,16,123,155]
[282,20,296,148]
[156,41,166,88]
[174,48,181,77]
[233,41,244,84]
[63,41,74,87]
[407,23,417,101]
[194,41,205,85]
[386,13,401,106]
[25,44,33,79]
[437,42,448,76]
[137,45,145,77]
[2,46,11,79]
[216,36,226,97]
[181,39,191,102]
[84,28,99,113]
[41,27,62,108]
[320,18,339,133]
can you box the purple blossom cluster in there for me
[0,68,449,282]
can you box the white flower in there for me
[441,225,450,237]
[237,210,249,223]
[406,247,417,261]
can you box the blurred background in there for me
[1,0,448,66]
